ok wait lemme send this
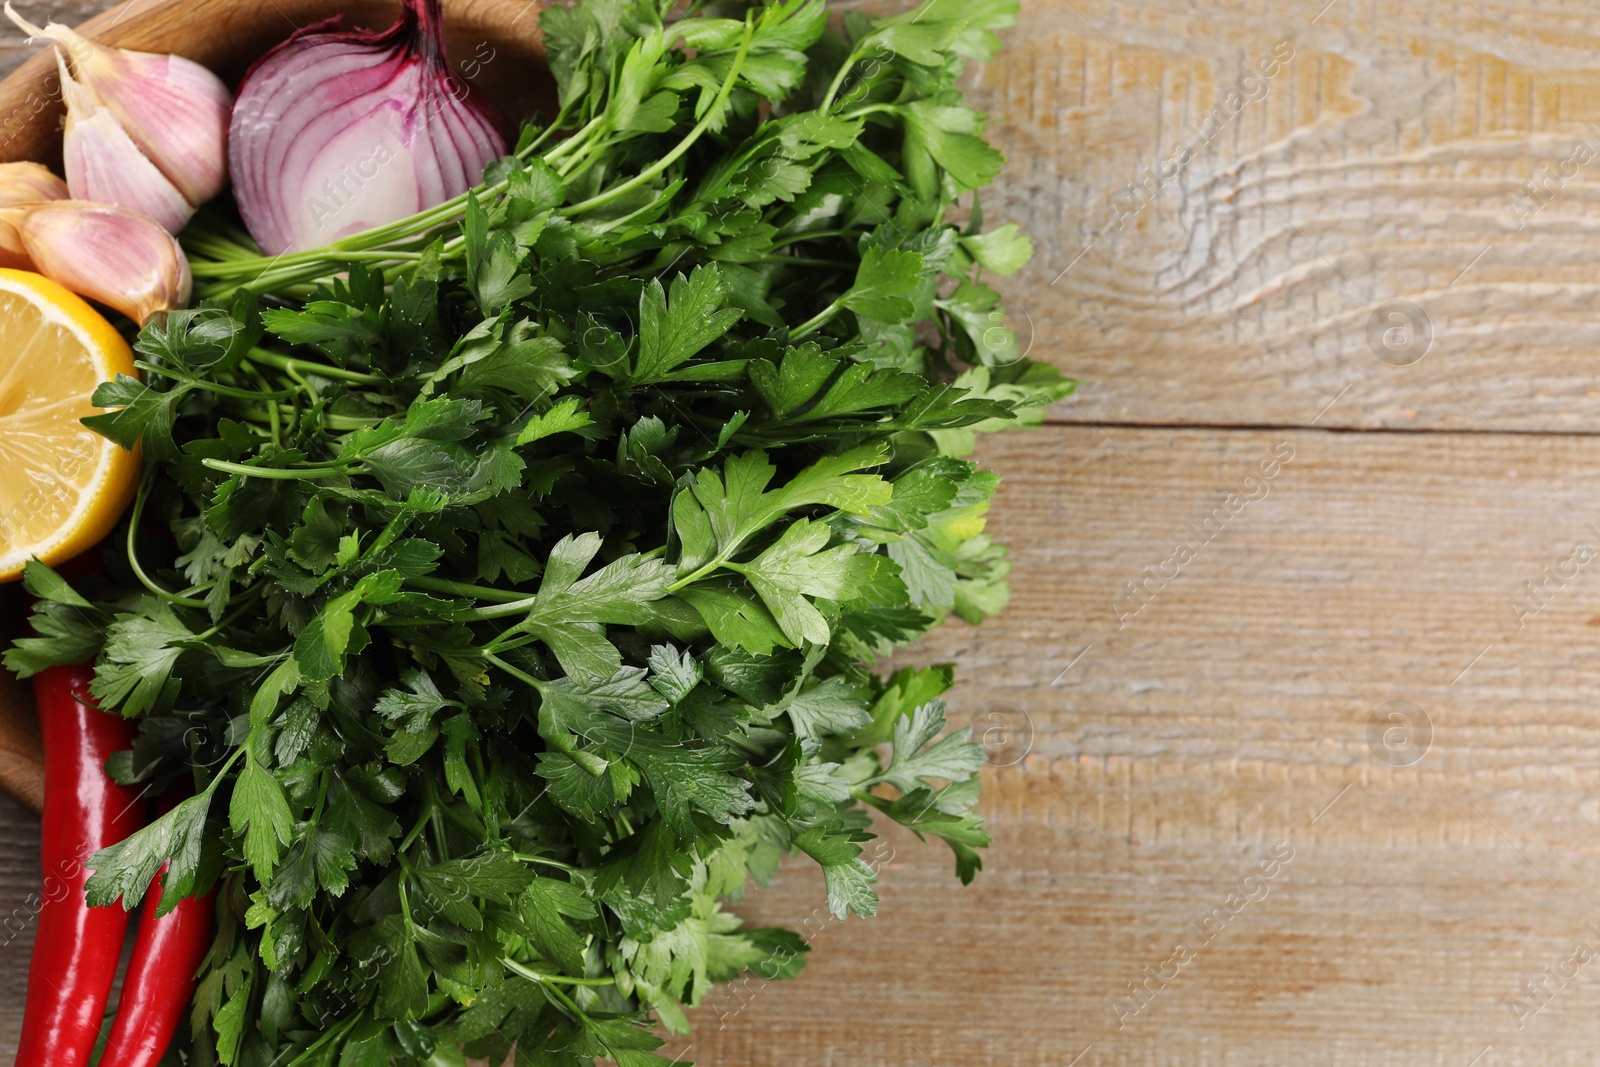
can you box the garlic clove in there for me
[0,227,29,270]
[0,164,66,271]
[56,53,193,234]
[0,200,191,325]
[0,161,68,205]
[85,46,230,206]
[5,3,230,206]
[0,163,66,267]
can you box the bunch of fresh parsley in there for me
[6,0,1072,1063]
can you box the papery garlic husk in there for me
[5,3,231,206]
[0,200,191,325]
[56,52,193,233]
[229,0,507,255]
[0,162,67,268]
[0,161,68,204]
[0,224,27,269]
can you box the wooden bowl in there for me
[0,0,553,814]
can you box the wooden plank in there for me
[654,424,1600,1064]
[0,792,41,1053]
[14,0,1600,434]
[0,2,105,66]
[967,0,1600,432]
[0,595,44,814]
[5,426,1600,1060]
[9,1,1600,1062]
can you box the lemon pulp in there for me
[0,268,139,580]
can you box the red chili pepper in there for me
[99,797,215,1067]
[15,664,145,1067]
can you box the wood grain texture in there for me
[970,0,1600,433]
[0,791,41,1056]
[0,614,43,814]
[661,425,1600,1065]
[4,426,1600,1061]
[8,0,1600,1063]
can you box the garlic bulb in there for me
[0,161,66,268]
[0,200,191,325]
[56,53,193,233]
[5,3,232,228]
[0,161,67,203]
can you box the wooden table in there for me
[8,0,1600,1062]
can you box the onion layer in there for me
[228,0,508,256]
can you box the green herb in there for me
[9,0,1072,1062]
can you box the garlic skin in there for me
[0,225,26,270]
[0,162,67,268]
[0,161,68,204]
[57,53,194,233]
[0,200,192,325]
[5,3,231,208]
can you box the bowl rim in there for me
[0,0,550,168]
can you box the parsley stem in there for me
[789,301,839,340]
[133,361,297,402]
[482,653,544,691]
[225,406,378,434]
[544,118,606,172]
[194,745,247,796]
[772,228,857,248]
[665,572,701,593]
[195,600,256,642]
[584,188,679,237]
[307,769,330,826]
[281,360,319,404]
[407,576,530,603]
[283,409,379,432]
[397,859,414,925]
[512,852,576,872]
[818,39,879,113]
[518,100,581,158]
[466,596,541,620]
[838,103,901,122]
[201,458,355,481]
[502,958,615,987]
[181,229,256,258]
[244,348,386,386]
[243,364,282,448]
[398,802,436,853]
[189,248,426,277]
[281,1012,362,1067]
[482,656,608,779]
[818,60,856,114]
[565,19,755,216]
[666,560,723,592]
[126,471,211,608]
[186,108,596,295]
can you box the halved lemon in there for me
[0,268,139,581]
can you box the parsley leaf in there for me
[40,0,1066,1058]
[89,598,194,716]
[874,699,987,792]
[836,246,924,323]
[626,264,743,384]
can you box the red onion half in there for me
[228,0,508,256]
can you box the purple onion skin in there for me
[228,0,509,256]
